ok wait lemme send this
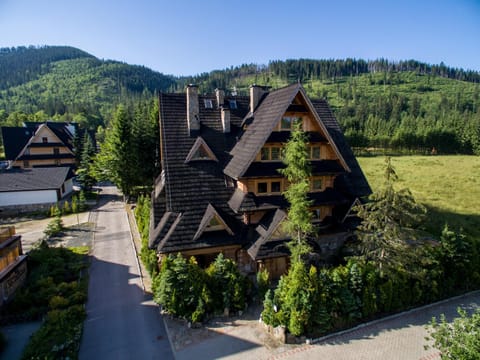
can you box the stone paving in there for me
[170,291,480,360]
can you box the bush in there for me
[44,214,64,237]
[206,253,249,314]
[256,268,270,301]
[426,308,480,359]
[153,253,249,322]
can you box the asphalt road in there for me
[79,186,174,360]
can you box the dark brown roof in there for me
[224,84,301,179]
[310,100,371,197]
[150,92,249,253]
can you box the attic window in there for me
[204,99,213,109]
[229,100,237,109]
[42,137,48,143]
[185,137,218,162]
[280,116,302,130]
[194,203,234,240]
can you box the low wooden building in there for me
[150,84,371,277]
[0,227,27,305]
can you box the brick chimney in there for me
[215,88,225,108]
[221,107,230,133]
[186,84,200,134]
[249,84,267,113]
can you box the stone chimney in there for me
[249,84,267,113]
[215,88,225,108]
[186,84,200,134]
[221,107,230,133]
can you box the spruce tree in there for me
[355,157,426,272]
[279,122,313,260]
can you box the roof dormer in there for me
[185,137,218,163]
[193,204,234,240]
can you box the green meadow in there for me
[357,155,480,240]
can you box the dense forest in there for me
[0,46,174,130]
[1,46,479,156]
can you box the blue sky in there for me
[0,0,479,76]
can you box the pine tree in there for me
[76,131,96,190]
[93,105,135,196]
[279,122,313,260]
[355,157,426,272]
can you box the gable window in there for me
[280,116,302,130]
[257,182,268,194]
[260,146,282,161]
[42,137,48,143]
[271,181,281,193]
[261,147,270,161]
[256,180,282,195]
[185,137,218,163]
[312,208,322,222]
[311,178,323,191]
[204,99,213,109]
[310,145,321,160]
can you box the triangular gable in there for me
[14,123,74,162]
[185,137,218,163]
[341,198,362,223]
[225,84,301,178]
[297,87,350,172]
[248,209,287,260]
[224,83,350,179]
[193,204,233,241]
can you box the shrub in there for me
[256,268,270,301]
[426,308,480,359]
[44,213,64,237]
[206,253,249,314]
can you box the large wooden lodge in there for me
[149,83,370,277]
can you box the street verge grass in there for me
[357,155,480,240]
[0,244,89,360]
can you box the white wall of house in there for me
[0,189,58,206]
[61,178,73,198]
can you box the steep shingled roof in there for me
[224,84,301,179]
[310,99,371,197]
[150,92,250,253]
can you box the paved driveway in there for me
[175,291,480,360]
[79,186,173,360]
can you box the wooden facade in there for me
[0,227,27,306]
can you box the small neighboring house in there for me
[0,167,74,208]
[150,84,371,278]
[1,121,78,169]
[0,226,27,305]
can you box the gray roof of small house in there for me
[0,167,73,192]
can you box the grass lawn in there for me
[357,155,480,240]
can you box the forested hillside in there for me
[0,46,175,130]
[1,47,479,155]
[178,59,480,155]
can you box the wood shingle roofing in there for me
[151,84,371,258]
[151,92,250,253]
